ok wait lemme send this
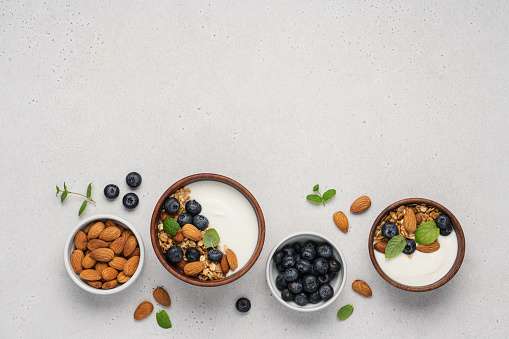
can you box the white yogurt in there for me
[186,181,259,274]
[374,230,458,286]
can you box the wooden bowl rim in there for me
[150,173,266,287]
[368,198,465,292]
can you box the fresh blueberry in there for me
[303,240,317,249]
[294,293,308,306]
[330,272,337,280]
[316,243,333,258]
[185,247,200,262]
[403,238,416,255]
[302,275,319,293]
[308,291,322,304]
[295,259,312,274]
[164,197,180,214]
[318,284,334,301]
[288,280,303,294]
[440,224,453,236]
[436,214,451,230]
[309,265,318,276]
[313,258,329,275]
[165,246,183,264]
[235,298,251,313]
[284,268,299,282]
[177,213,193,227]
[276,263,286,273]
[293,242,302,254]
[122,193,139,209]
[381,222,399,239]
[300,247,317,262]
[193,215,209,230]
[281,289,294,301]
[282,255,296,269]
[328,259,341,273]
[273,250,284,264]
[207,249,223,262]
[294,254,301,262]
[318,273,331,285]
[282,244,295,257]
[125,172,142,188]
[185,200,202,216]
[104,184,119,199]
[275,273,288,290]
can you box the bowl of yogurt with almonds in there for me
[368,198,465,292]
[150,173,265,287]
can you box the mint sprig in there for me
[56,182,95,216]
[203,228,220,248]
[306,184,336,206]
[163,217,180,236]
[385,235,406,258]
[415,221,440,245]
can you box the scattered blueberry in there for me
[104,184,119,199]
[288,280,303,294]
[440,224,453,236]
[125,172,142,188]
[436,214,451,230]
[303,240,317,249]
[193,215,209,230]
[275,273,288,290]
[293,242,302,254]
[381,222,399,239]
[164,197,180,214]
[281,289,294,301]
[308,291,322,304]
[165,246,183,264]
[235,298,251,313]
[403,238,416,255]
[282,244,295,257]
[273,250,284,264]
[185,247,200,262]
[313,258,329,275]
[284,268,299,282]
[316,243,333,258]
[295,259,312,274]
[177,213,193,227]
[317,273,331,285]
[318,284,334,301]
[328,259,341,273]
[207,249,223,262]
[294,293,309,306]
[122,193,139,209]
[300,247,316,262]
[302,275,319,293]
[282,255,296,269]
[185,200,202,216]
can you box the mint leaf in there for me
[323,189,336,201]
[61,190,68,202]
[56,185,60,196]
[385,235,406,258]
[337,304,354,320]
[79,200,88,216]
[418,221,437,229]
[87,183,92,198]
[415,223,440,245]
[163,217,180,236]
[203,228,220,248]
[313,184,319,191]
[306,194,323,203]
[64,182,67,191]
[156,310,172,329]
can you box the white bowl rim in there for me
[64,214,145,295]
[266,231,347,312]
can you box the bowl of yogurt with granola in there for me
[150,173,265,287]
[369,198,465,292]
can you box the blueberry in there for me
[440,224,453,236]
[294,293,308,306]
[313,258,329,275]
[282,244,295,257]
[104,184,119,199]
[235,298,251,313]
[164,197,180,214]
[295,259,312,274]
[275,273,288,290]
[281,289,294,301]
[288,280,303,294]
[284,268,299,282]
[318,273,331,285]
[276,263,286,273]
[436,214,451,230]
[381,222,399,239]
[303,240,317,249]
[308,291,322,304]
[282,255,296,269]
[294,254,301,262]
[273,250,284,264]
[300,247,316,262]
[193,215,209,230]
[318,284,334,301]
[125,172,142,188]
[207,249,223,262]
[328,259,341,273]
[302,275,319,293]
[185,199,202,216]
[293,242,302,254]
[122,193,139,209]
[177,213,193,227]
[316,243,333,258]
[165,246,183,264]
[185,247,200,262]
[403,238,416,255]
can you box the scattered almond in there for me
[403,209,417,233]
[181,224,202,241]
[102,279,118,290]
[87,222,105,240]
[134,301,153,320]
[352,279,372,297]
[80,269,102,281]
[102,267,119,281]
[374,242,386,254]
[70,250,84,274]
[350,196,371,213]
[123,256,140,277]
[123,236,138,257]
[416,241,440,253]
[90,248,115,262]
[226,249,238,271]
[221,254,229,275]
[99,227,121,242]
[333,211,349,233]
[87,239,109,251]
[153,287,171,306]
[109,237,126,255]
[74,231,88,251]
[184,261,205,276]
[109,257,127,271]
[172,231,184,243]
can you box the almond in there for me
[181,224,202,241]
[117,271,130,284]
[87,280,102,289]
[70,249,84,274]
[416,241,440,253]
[175,259,187,271]
[122,229,134,242]
[74,231,88,251]
[82,253,97,269]
[123,256,140,276]
[105,219,117,228]
[85,249,91,256]
[101,267,119,281]
[109,237,125,255]
[87,239,109,251]
[333,211,349,233]
[153,287,171,306]
[83,222,94,234]
[94,262,109,273]
[102,279,118,290]
[374,242,386,254]
[90,248,115,262]
[127,247,140,259]
[403,209,417,233]
[184,261,205,276]
[109,257,127,271]
[220,254,229,275]
[352,279,372,297]
[87,222,105,240]
[99,227,121,242]
[350,196,371,213]
[123,236,138,257]
[172,231,184,243]
[161,212,172,221]
[80,269,102,281]
[415,213,422,225]
[134,301,153,320]
[226,249,238,271]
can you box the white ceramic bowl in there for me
[64,214,145,295]
[266,232,347,312]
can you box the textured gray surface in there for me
[1,1,508,338]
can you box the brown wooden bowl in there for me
[368,198,465,292]
[150,173,266,287]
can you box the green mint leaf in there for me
[313,184,319,191]
[64,182,67,191]
[163,217,180,236]
[79,200,88,216]
[306,194,323,203]
[415,223,440,245]
[156,310,172,329]
[203,228,220,248]
[418,221,437,229]
[61,190,68,202]
[56,185,60,196]
[323,189,336,201]
[385,235,406,258]
[87,183,92,198]
[337,304,354,320]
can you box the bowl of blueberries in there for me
[266,232,347,312]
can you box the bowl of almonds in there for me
[64,214,144,294]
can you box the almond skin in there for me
[87,222,105,240]
[102,279,118,290]
[101,267,119,281]
[172,231,184,243]
[99,227,121,242]
[121,229,134,242]
[94,262,109,273]
[109,257,127,271]
[374,242,386,254]
[175,259,187,272]
[86,280,102,289]
[181,224,202,241]
[416,241,440,253]
[333,211,349,233]
[153,287,171,307]
[87,239,109,251]
[90,248,115,262]
[184,261,205,276]
[80,269,102,281]
[221,254,229,275]
[123,256,139,277]
[127,247,140,259]
[161,212,172,221]
[117,271,130,284]
[82,253,97,269]
[74,231,88,251]
[415,213,423,225]
[350,196,371,213]
[352,279,372,297]
[123,236,138,257]
[105,219,117,228]
[109,237,125,255]
[404,209,417,233]
[226,249,238,271]
[134,301,153,320]
[70,250,84,274]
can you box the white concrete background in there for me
[1,1,508,338]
